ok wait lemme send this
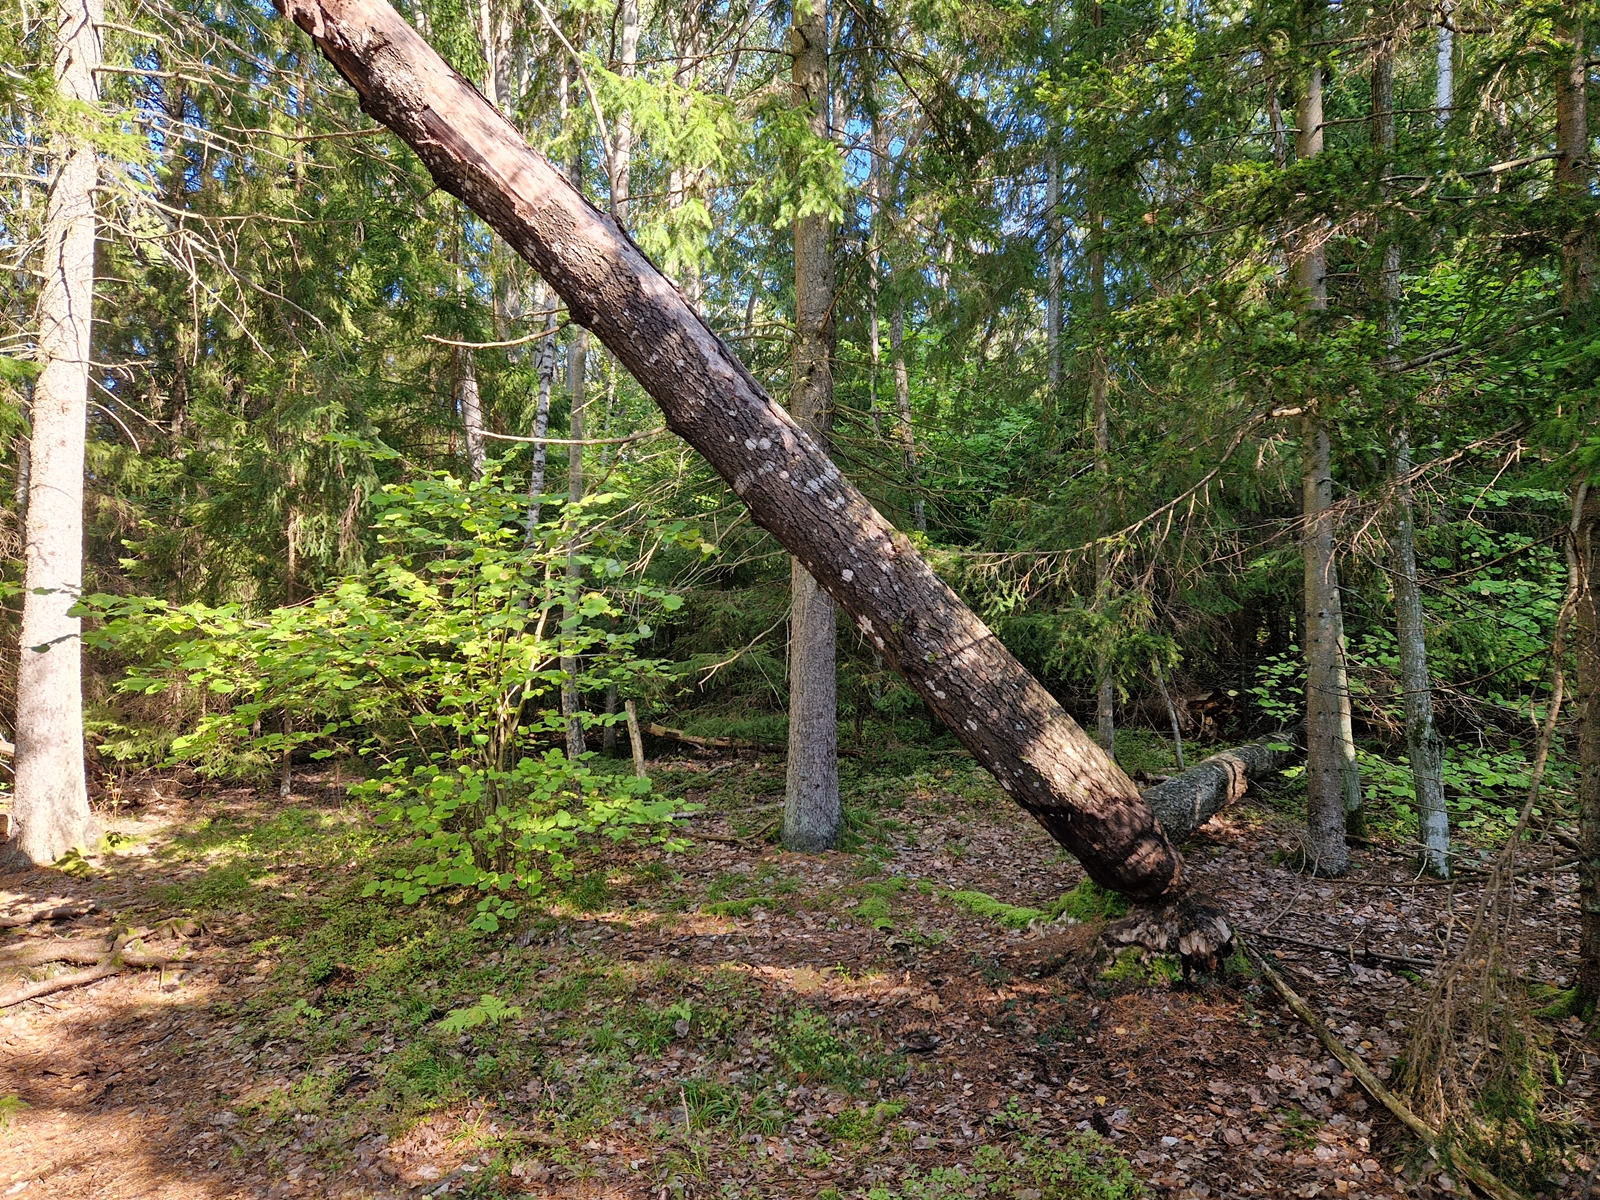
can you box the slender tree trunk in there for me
[1294,57,1353,873]
[1575,482,1599,1013]
[1556,19,1595,312]
[1045,144,1063,418]
[458,346,487,479]
[562,324,588,761]
[1434,3,1453,128]
[889,304,924,533]
[866,111,885,437]
[524,283,559,538]
[1373,45,1447,875]
[277,0,1189,899]
[1090,228,1114,758]
[1556,19,1599,1012]
[611,0,639,226]
[783,0,841,852]
[14,0,104,864]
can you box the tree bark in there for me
[888,303,924,533]
[562,324,588,761]
[782,0,841,853]
[1045,145,1063,415]
[1434,3,1453,128]
[15,0,104,864]
[1374,38,1447,876]
[524,282,559,538]
[1142,730,1302,846]
[274,0,1188,900]
[457,345,487,479]
[611,0,639,227]
[1557,17,1599,1012]
[1575,483,1599,1012]
[1294,59,1352,875]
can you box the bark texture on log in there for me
[275,0,1185,899]
[1140,730,1303,846]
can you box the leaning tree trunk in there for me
[275,0,1188,899]
[14,0,104,864]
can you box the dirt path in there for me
[0,763,1590,1199]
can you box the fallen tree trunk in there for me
[1141,729,1304,845]
[274,0,1184,900]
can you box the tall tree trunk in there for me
[1556,18,1599,1013]
[14,0,104,864]
[611,0,639,227]
[1090,218,1114,758]
[1295,59,1350,874]
[277,0,1189,900]
[563,324,588,761]
[866,111,885,437]
[1576,482,1599,1013]
[1374,38,1448,875]
[1045,144,1063,419]
[889,304,924,533]
[783,0,841,853]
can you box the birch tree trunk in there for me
[1434,3,1454,128]
[275,0,1188,900]
[1294,60,1350,875]
[1373,39,1448,876]
[457,346,487,480]
[14,0,104,864]
[524,282,559,537]
[782,0,841,852]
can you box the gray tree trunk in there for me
[14,0,104,864]
[562,325,588,761]
[277,0,1189,899]
[889,304,924,533]
[1045,145,1062,405]
[1373,42,1448,876]
[1555,18,1598,1013]
[1294,60,1351,874]
[782,0,841,853]
[1089,199,1115,757]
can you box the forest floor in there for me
[0,745,1593,1200]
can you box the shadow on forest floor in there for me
[0,752,1592,1199]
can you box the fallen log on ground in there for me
[274,0,1183,901]
[0,900,96,928]
[1140,729,1304,845]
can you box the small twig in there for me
[1243,927,1436,970]
[421,318,564,349]
[1243,941,1529,1200]
[481,425,667,447]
